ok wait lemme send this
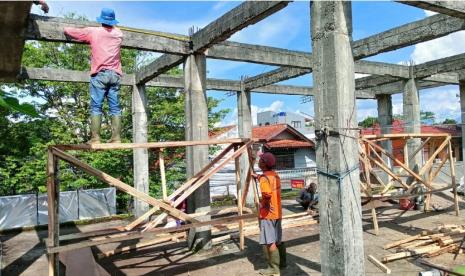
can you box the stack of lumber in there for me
[98,212,318,258]
[382,224,465,263]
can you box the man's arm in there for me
[64,27,91,43]
[259,176,272,210]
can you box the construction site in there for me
[3,1,465,275]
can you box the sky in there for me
[31,1,465,126]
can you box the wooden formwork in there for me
[46,138,259,276]
[359,133,460,235]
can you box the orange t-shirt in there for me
[259,171,282,220]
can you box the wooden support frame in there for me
[45,138,255,275]
[359,133,460,234]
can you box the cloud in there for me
[420,86,461,122]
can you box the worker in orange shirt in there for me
[256,152,286,276]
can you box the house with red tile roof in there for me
[210,123,316,169]
[361,119,462,163]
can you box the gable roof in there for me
[252,123,315,149]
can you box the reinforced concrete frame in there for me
[2,1,465,275]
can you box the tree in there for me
[358,116,378,128]
[420,111,435,124]
[0,15,230,213]
[442,118,457,125]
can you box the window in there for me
[291,121,302,128]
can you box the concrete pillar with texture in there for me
[184,53,212,250]
[311,1,365,275]
[132,84,149,217]
[377,94,393,168]
[403,67,422,169]
[237,81,254,205]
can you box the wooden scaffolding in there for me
[46,138,261,275]
[359,133,460,235]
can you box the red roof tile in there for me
[252,124,288,140]
[361,119,461,137]
[208,125,235,139]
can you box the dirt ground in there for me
[2,194,465,276]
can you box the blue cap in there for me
[96,8,119,26]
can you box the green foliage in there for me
[0,15,230,213]
[442,118,457,125]
[420,110,435,124]
[358,116,378,128]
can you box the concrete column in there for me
[184,53,211,250]
[377,94,393,168]
[311,1,365,275]
[237,81,254,205]
[132,84,149,217]
[459,80,465,162]
[403,67,422,169]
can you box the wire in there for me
[119,26,190,42]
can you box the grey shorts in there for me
[259,219,282,245]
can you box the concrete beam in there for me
[25,14,190,54]
[397,1,465,20]
[355,75,402,90]
[414,53,465,79]
[135,55,185,84]
[207,41,312,68]
[459,80,465,162]
[0,2,32,81]
[246,12,465,88]
[244,67,311,90]
[352,13,465,59]
[191,1,289,52]
[19,67,136,85]
[354,60,409,78]
[137,1,289,85]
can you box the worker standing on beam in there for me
[64,8,123,144]
[256,152,286,276]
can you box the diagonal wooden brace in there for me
[51,147,199,224]
[125,143,236,231]
[144,140,253,231]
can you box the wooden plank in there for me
[234,146,245,250]
[449,141,460,216]
[48,213,257,254]
[54,138,247,151]
[47,148,59,276]
[51,148,199,224]
[418,136,451,176]
[365,154,409,190]
[383,234,421,249]
[368,255,391,274]
[159,148,168,200]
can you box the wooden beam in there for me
[368,255,391,274]
[54,138,247,151]
[397,1,465,20]
[191,1,289,52]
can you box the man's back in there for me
[64,26,123,75]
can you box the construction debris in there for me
[382,224,465,263]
